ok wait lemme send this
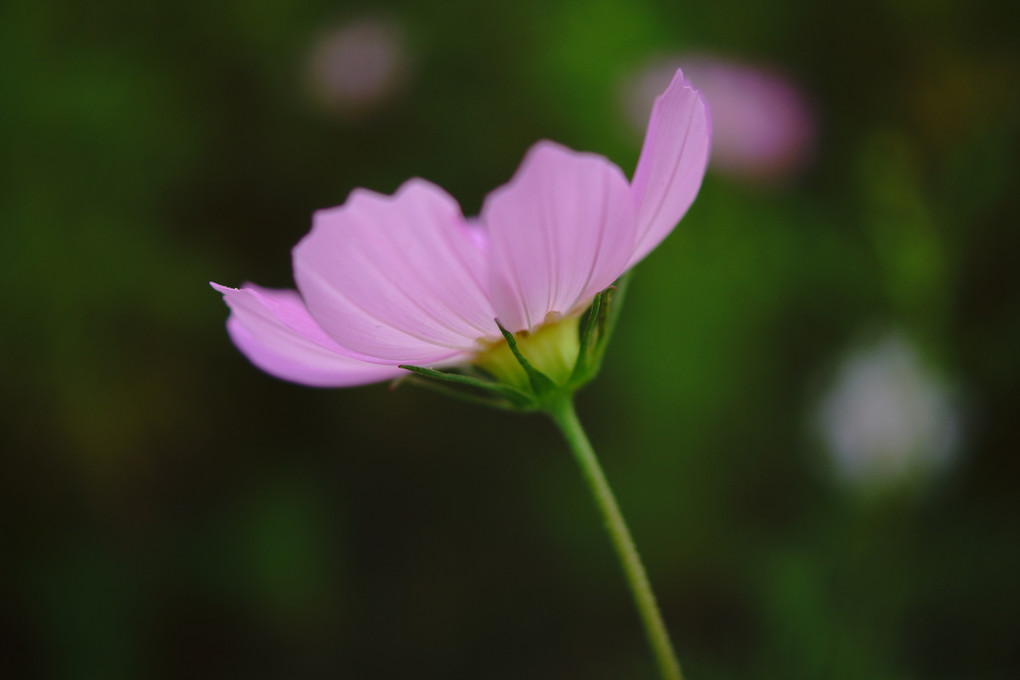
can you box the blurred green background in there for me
[2,0,1018,678]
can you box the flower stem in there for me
[546,397,684,680]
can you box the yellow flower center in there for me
[474,314,581,389]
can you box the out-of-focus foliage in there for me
[1,0,1017,678]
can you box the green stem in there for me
[546,396,684,680]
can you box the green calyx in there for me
[398,273,631,412]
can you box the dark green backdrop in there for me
[2,0,1018,678]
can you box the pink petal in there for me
[629,69,711,266]
[212,283,405,387]
[293,179,497,364]
[482,141,636,332]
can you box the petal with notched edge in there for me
[293,179,497,364]
[483,141,636,333]
[212,283,406,387]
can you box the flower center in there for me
[474,315,581,389]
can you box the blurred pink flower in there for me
[213,70,710,387]
[306,16,409,115]
[622,55,814,182]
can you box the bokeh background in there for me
[2,0,1018,678]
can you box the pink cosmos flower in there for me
[213,69,710,388]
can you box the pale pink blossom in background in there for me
[306,16,409,115]
[214,70,710,387]
[817,332,961,486]
[621,55,814,182]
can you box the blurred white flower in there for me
[306,16,409,116]
[621,55,815,182]
[817,333,961,486]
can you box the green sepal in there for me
[396,375,523,411]
[567,272,632,388]
[495,320,558,397]
[592,271,631,368]
[398,365,537,410]
[569,287,607,386]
